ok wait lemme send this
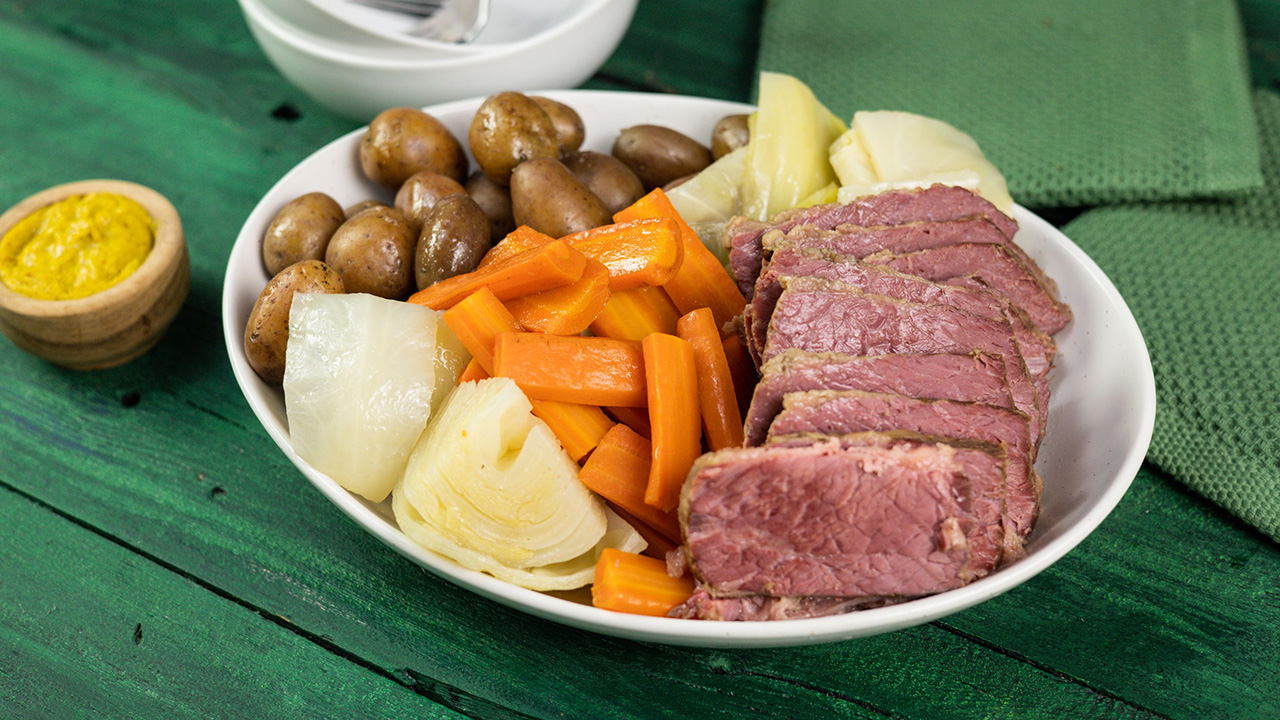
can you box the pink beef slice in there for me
[742,349,1012,447]
[679,437,982,603]
[725,185,1019,298]
[862,243,1072,335]
[748,246,1055,380]
[768,389,1040,542]
[761,276,1043,449]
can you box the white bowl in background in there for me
[300,0,590,52]
[222,90,1156,648]
[237,0,638,120]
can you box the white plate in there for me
[222,91,1156,648]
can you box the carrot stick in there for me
[493,332,647,407]
[505,257,610,335]
[578,425,680,543]
[615,188,746,327]
[408,239,586,310]
[478,225,556,269]
[527,398,614,462]
[607,502,679,560]
[441,287,522,374]
[589,285,680,342]
[675,308,745,451]
[483,218,683,291]
[641,333,701,512]
[720,331,758,417]
[605,405,651,439]
[457,357,490,383]
[592,548,694,617]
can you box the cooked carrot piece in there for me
[505,257,611,335]
[592,548,694,616]
[527,398,614,462]
[578,424,680,543]
[605,405,652,439]
[441,287,522,374]
[676,308,745,451]
[641,333,701,512]
[615,188,746,327]
[492,332,647,407]
[589,285,681,341]
[457,357,490,383]
[478,225,557,269]
[408,239,586,310]
[607,502,679,560]
[720,331,758,417]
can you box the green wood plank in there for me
[0,486,469,720]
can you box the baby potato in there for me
[414,194,491,290]
[360,107,468,188]
[244,259,345,384]
[465,170,515,242]
[612,124,712,190]
[510,157,611,238]
[469,91,562,186]
[531,96,585,156]
[563,151,645,215]
[324,206,416,299]
[710,114,750,159]
[344,199,388,218]
[261,192,345,277]
[395,171,467,236]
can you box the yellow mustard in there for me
[0,192,155,301]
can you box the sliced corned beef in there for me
[768,389,1039,542]
[863,243,1072,335]
[761,276,1042,449]
[679,437,984,602]
[742,349,1012,446]
[726,185,1019,297]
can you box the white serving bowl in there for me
[237,0,639,121]
[224,91,1155,648]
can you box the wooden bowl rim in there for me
[0,179,185,318]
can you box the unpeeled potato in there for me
[510,157,611,238]
[361,107,468,188]
[244,259,345,384]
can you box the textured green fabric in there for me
[1063,89,1280,542]
[757,0,1263,207]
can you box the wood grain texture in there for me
[1,0,1279,718]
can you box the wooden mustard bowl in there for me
[0,179,190,370]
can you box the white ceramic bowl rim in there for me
[243,0,619,69]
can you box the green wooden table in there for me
[2,1,1278,718]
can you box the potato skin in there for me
[563,151,645,215]
[468,91,562,186]
[244,260,345,384]
[415,194,491,290]
[394,171,467,236]
[360,107,468,188]
[510,157,612,239]
[344,199,388,218]
[710,114,750,159]
[465,170,515,242]
[323,206,416,299]
[261,192,346,277]
[612,124,713,190]
[531,96,585,156]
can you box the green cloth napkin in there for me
[757,0,1263,207]
[1063,89,1280,542]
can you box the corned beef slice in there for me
[863,243,1072,335]
[742,350,1012,446]
[768,389,1040,541]
[761,276,1042,449]
[726,185,1019,297]
[679,438,981,602]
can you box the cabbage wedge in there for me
[393,378,645,591]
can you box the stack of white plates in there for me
[237,0,639,120]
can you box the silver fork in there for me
[349,0,490,43]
